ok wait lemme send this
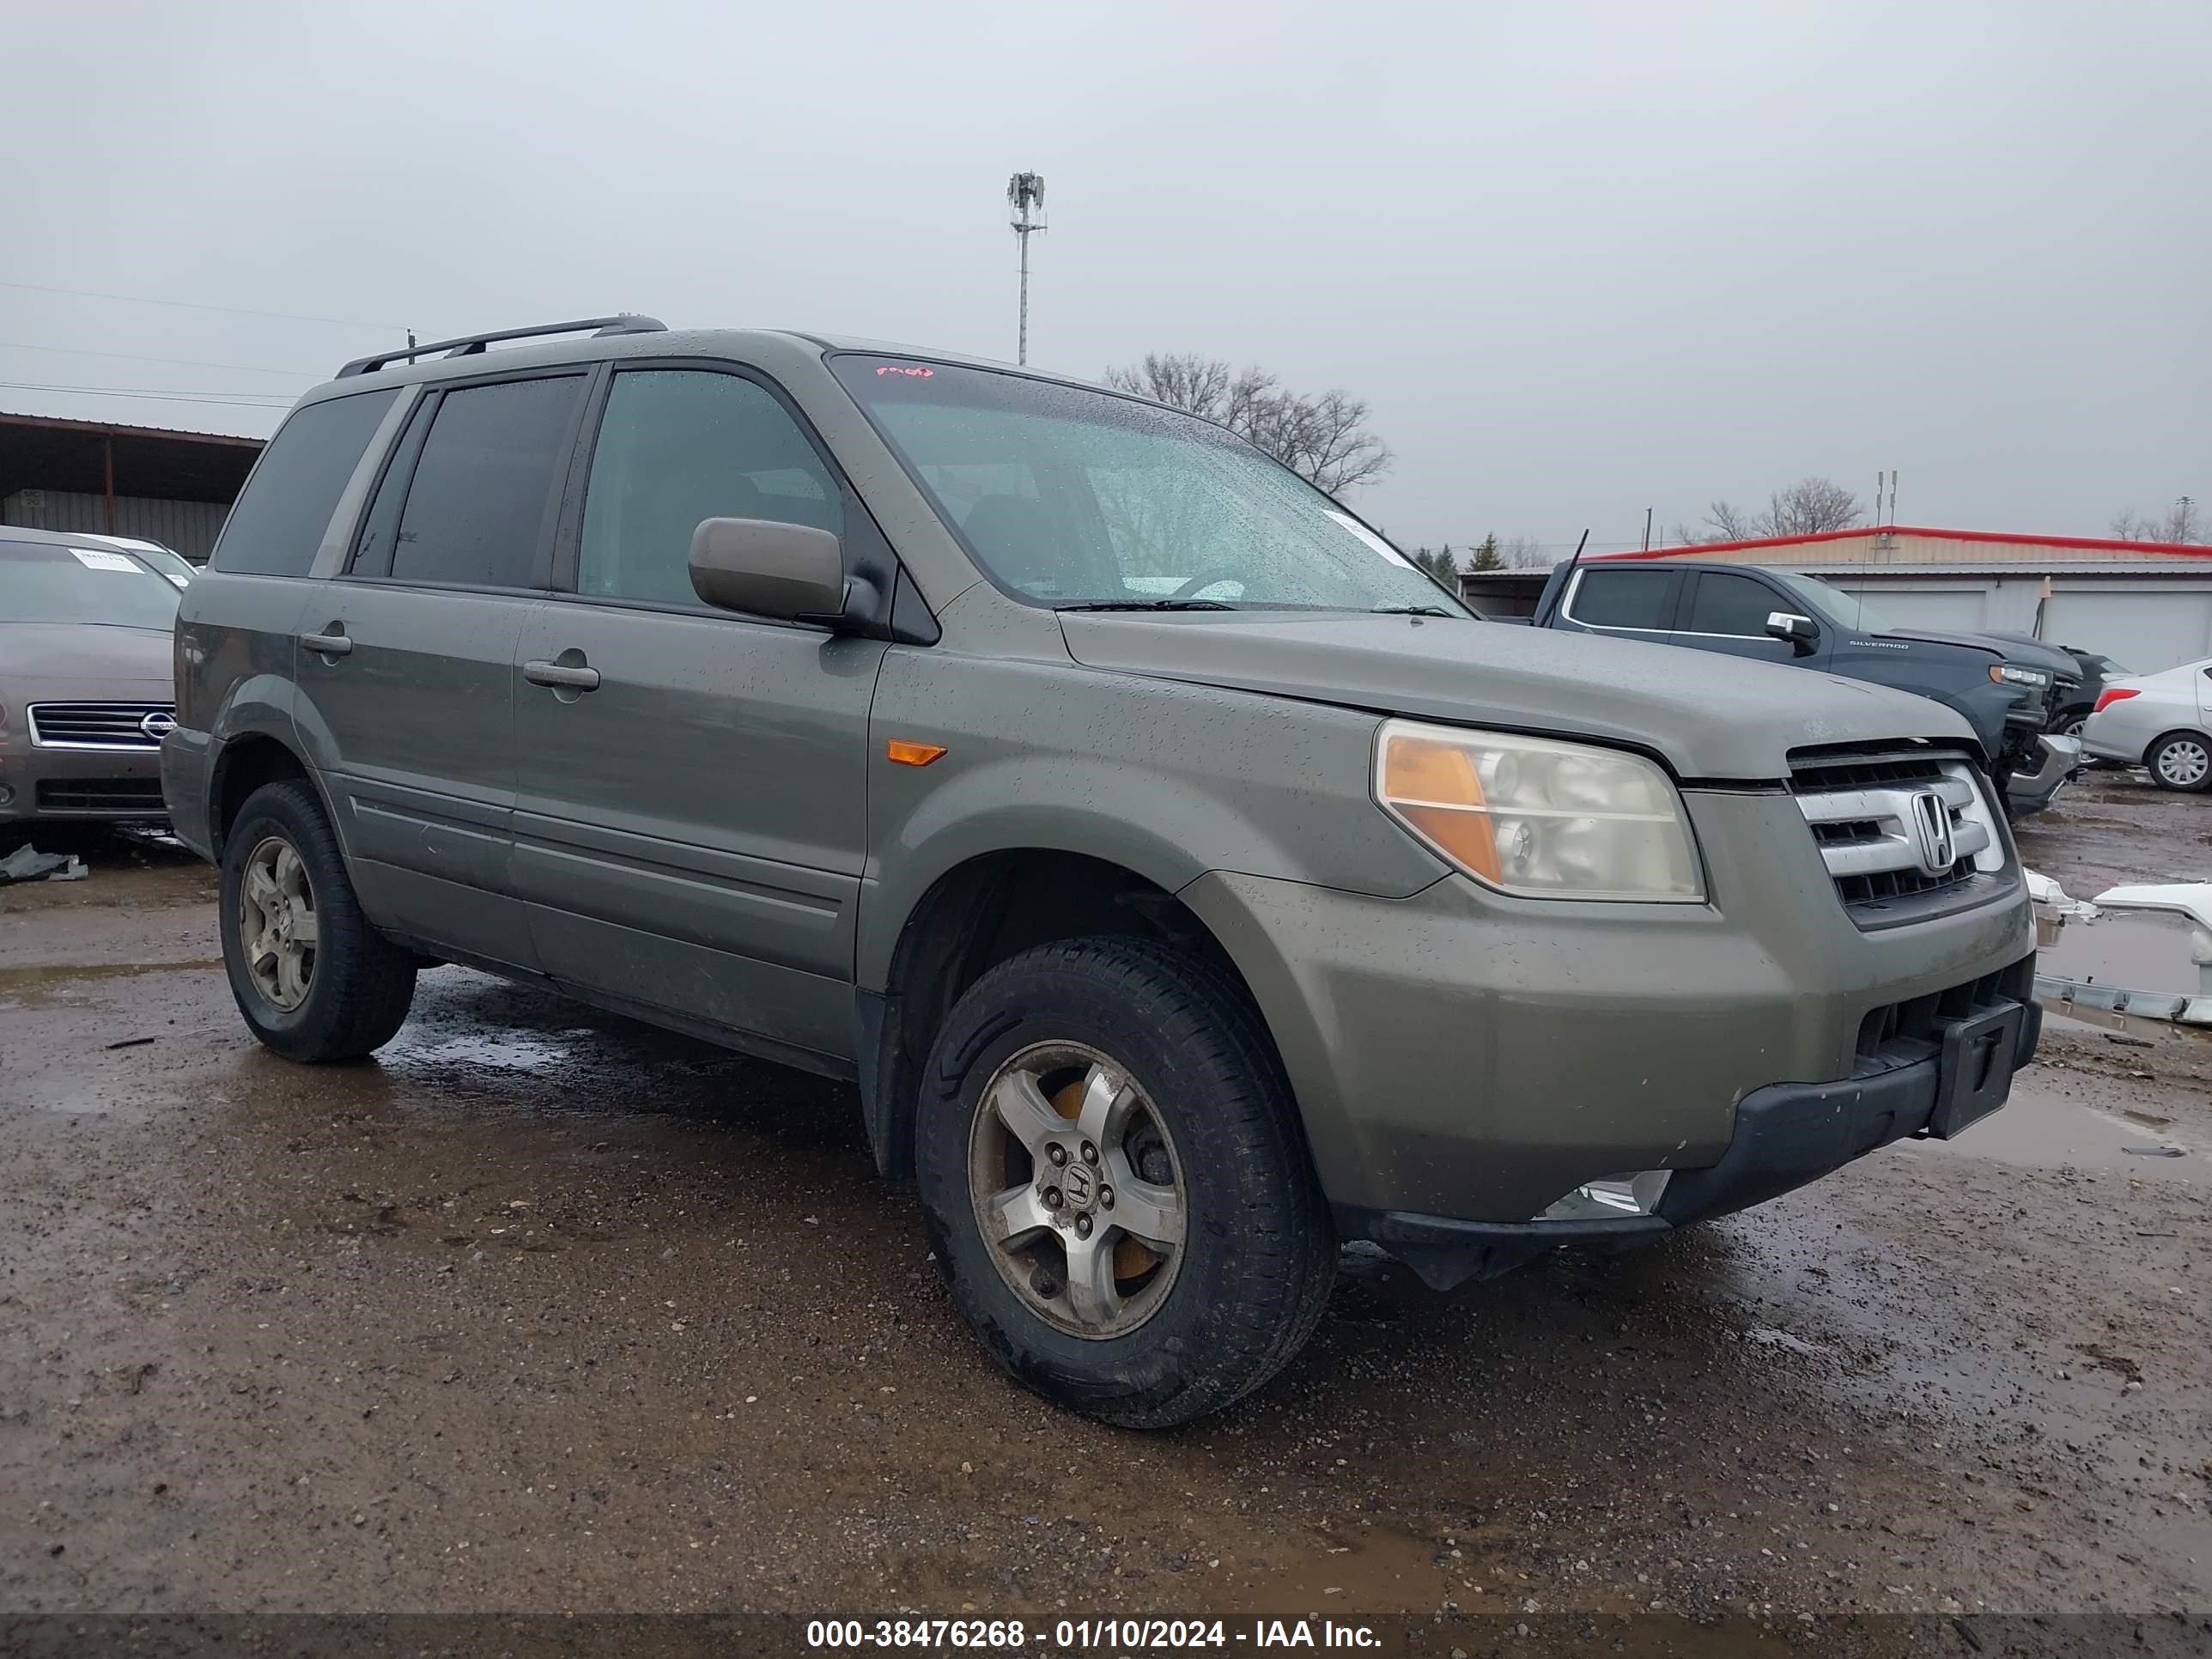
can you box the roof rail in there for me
[335,314,668,379]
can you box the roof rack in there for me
[335,314,668,379]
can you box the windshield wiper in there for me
[1055,599,1237,612]
[1370,604,1457,617]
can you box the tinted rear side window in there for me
[1569,568,1677,629]
[389,376,583,589]
[210,389,398,576]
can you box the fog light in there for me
[1534,1170,1671,1223]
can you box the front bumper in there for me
[1180,787,2036,1239]
[0,743,167,823]
[1350,982,2039,1288]
[2003,733,2081,817]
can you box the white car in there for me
[2080,657,2212,792]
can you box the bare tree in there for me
[1500,535,1551,568]
[2111,499,2202,543]
[1103,352,1393,495]
[1680,477,1863,543]
[1764,476,1864,536]
[1109,353,1233,421]
[1697,501,1758,541]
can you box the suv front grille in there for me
[36,778,168,813]
[1788,745,2010,928]
[27,702,176,750]
[1855,954,2036,1072]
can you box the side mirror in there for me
[690,518,849,625]
[1765,611,1819,654]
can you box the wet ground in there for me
[2,785,2208,1643]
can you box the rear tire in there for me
[219,781,416,1060]
[2147,732,2212,793]
[915,936,1335,1428]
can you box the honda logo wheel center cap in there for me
[1060,1160,1097,1211]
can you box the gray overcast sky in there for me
[6,0,2207,552]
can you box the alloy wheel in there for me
[967,1041,1187,1339]
[238,835,319,1011]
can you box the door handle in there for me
[523,658,601,691]
[301,629,353,657]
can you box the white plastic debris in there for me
[2094,884,2212,1001]
[2025,868,2098,945]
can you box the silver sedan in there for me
[2080,657,2212,792]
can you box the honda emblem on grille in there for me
[1908,789,1955,877]
[139,711,177,740]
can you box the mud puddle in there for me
[1914,1073,2195,1172]
[0,958,222,1002]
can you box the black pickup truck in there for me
[1530,560,2075,812]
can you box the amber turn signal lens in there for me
[885,739,948,767]
[1378,734,1500,879]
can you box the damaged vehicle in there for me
[1530,559,2075,816]
[2,532,181,828]
[165,319,2039,1426]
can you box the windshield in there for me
[1771,570,1893,634]
[119,544,195,585]
[830,356,1468,615]
[0,541,183,629]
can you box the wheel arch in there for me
[2145,726,2212,787]
[208,730,336,861]
[856,844,1276,1182]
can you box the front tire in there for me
[2147,732,2212,793]
[915,936,1335,1428]
[219,781,416,1060]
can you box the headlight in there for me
[1990,664,2050,688]
[1374,719,1705,901]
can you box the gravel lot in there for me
[2,776,2207,1646]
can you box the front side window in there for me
[1686,571,1785,637]
[211,388,397,577]
[830,356,1466,614]
[1772,571,1893,634]
[387,376,583,588]
[1568,568,1675,629]
[579,370,842,606]
[0,542,183,629]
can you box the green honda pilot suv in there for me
[165,317,2039,1426]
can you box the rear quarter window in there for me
[210,389,398,577]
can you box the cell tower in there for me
[1007,172,1047,366]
